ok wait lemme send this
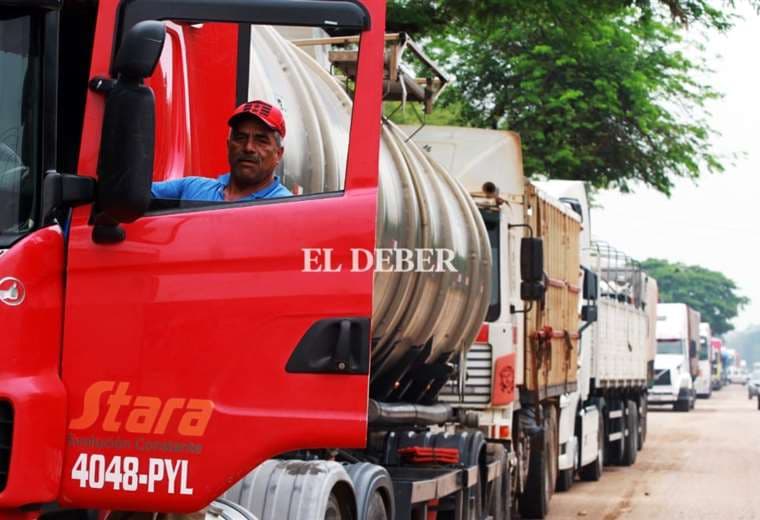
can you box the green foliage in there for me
[385,0,757,194]
[387,1,759,35]
[383,101,465,126]
[641,258,749,335]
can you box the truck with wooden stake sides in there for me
[403,128,591,519]
[533,181,658,493]
[0,1,584,518]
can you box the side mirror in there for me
[581,304,598,323]
[113,21,166,80]
[95,21,165,228]
[583,268,598,301]
[520,237,544,283]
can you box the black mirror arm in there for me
[510,301,534,315]
[89,76,116,94]
[508,222,534,237]
[42,171,96,224]
[92,212,127,244]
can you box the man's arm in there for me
[151,179,187,199]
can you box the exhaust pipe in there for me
[368,400,454,426]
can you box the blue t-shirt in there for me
[151,174,292,201]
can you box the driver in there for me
[151,100,292,201]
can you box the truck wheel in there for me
[621,401,638,467]
[556,467,574,492]
[606,401,624,465]
[223,460,356,520]
[580,410,604,482]
[638,395,648,449]
[344,462,394,520]
[518,432,550,519]
[502,454,513,520]
[518,406,557,519]
[674,399,690,412]
[485,443,511,520]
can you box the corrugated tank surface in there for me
[249,27,491,401]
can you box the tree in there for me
[388,1,760,36]
[385,1,756,194]
[640,258,748,335]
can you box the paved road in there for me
[547,384,760,520]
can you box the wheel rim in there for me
[325,492,349,520]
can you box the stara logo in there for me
[69,381,214,436]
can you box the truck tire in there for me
[518,406,557,519]
[223,460,356,520]
[485,443,511,520]
[502,454,513,520]
[606,400,624,465]
[638,395,648,449]
[344,463,394,520]
[580,409,604,482]
[555,467,573,492]
[621,401,638,467]
[674,399,690,412]
[365,492,388,520]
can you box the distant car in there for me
[728,367,749,385]
[748,371,760,399]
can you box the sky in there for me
[590,6,760,332]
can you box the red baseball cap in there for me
[228,99,286,138]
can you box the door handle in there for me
[286,317,370,375]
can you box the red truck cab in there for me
[0,0,385,514]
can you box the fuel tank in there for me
[247,27,491,401]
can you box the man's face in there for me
[227,117,283,188]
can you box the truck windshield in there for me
[0,11,41,247]
[699,337,709,360]
[657,339,684,355]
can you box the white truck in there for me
[696,322,714,398]
[404,126,590,519]
[535,181,658,491]
[651,303,700,411]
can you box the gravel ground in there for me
[546,384,760,520]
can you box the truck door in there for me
[59,1,384,512]
[0,6,76,509]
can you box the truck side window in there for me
[0,11,42,247]
[146,23,357,213]
[481,208,501,322]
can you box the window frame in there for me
[480,207,501,323]
[0,7,55,248]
